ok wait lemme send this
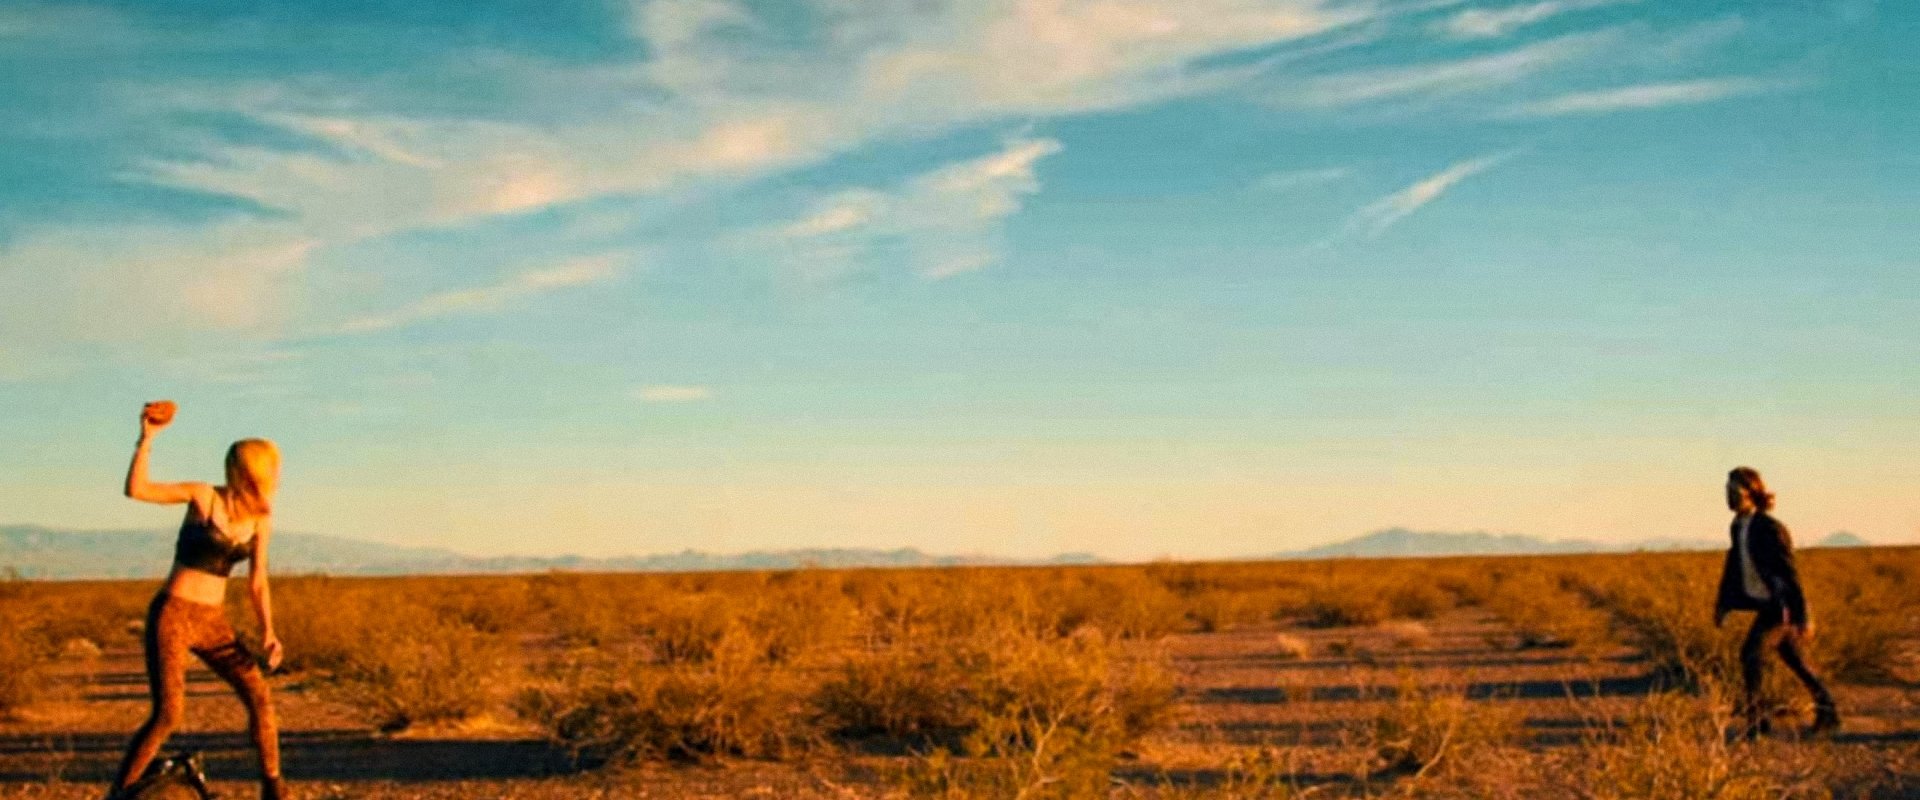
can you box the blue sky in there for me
[1,0,1915,559]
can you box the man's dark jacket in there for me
[1715,512,1809,625]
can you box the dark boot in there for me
[1808,705,1841,736]
[262,776,289,800]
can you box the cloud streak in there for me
[1269,29,1617,109]
[336,255,621,335]
[1327,152,1515,244]
[1255,167,1352,192]
[769,137,1064,280]
[1434,0,1628,39]
[1500,76,1793,117]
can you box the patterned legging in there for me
[112,593,281,789]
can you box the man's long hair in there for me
[1728,466,1775,513]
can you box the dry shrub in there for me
[1378,620,1432,649]
[528,573,640,648]
[1290,560,1451,621]
[27,583,148,650]
[428,575,536,635]
[1045,569,1188,640]
[827,626,1176,745]
[816,645,972,740]
[1581,557,1744,687]
[1434,563,1497,607]
[1287,561,1458,628]
[0,600,51,717]
[1482,565,1613,651]
[265,575,374,673]
[1256,583,1316,622]
[893,627,1177,799]
[569,571,866,667]
[638,592,736,664]
[966,627,1177,746]
[1365,676,1518,779]
[1183,588,1269,633]
[1272,633,1311,661]
[746,573,863,664]
[1385,580,1453,621]
[521,580,1179,779]
[1154,747,1312,800]
[270,577,514,730]
[1574,682,1825,800]
[1800,550,1919,683]
[0,581,150,717]
[1150,562,1314,633]
[848,571,992,644]
[1808,601,1911,685]
[519,628,816,765]
[1301,589,1389,629]
[336,616,514,730]
[894,640,1175,798]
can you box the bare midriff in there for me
[163,564,230,606]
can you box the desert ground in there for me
[3,549,1917,799]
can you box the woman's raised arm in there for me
[124,404,208,505]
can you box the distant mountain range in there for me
[1814,531,1872,548]
[0,525,1100,580]
[1266,527,1876,560]
[0,525,1881,580]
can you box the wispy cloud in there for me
[633,385,714,403]
[0,221,317,353]
[1254,167,1352,192]
[0,1,1789,373]
[1328,152,1516,243]
[123,1,1375,233]
[2,0,1389,368]
[768,137,1064,280]
[780,191,885,239]
[336,255,621,335]
[843,1,1375,120]
[1270,29,1616,108]
[1434,1,1627,39]
[1500,76,1793,117]
[1640,15,1745,65]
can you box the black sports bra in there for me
[174,492,254,577]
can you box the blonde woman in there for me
[111,402,287,800]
